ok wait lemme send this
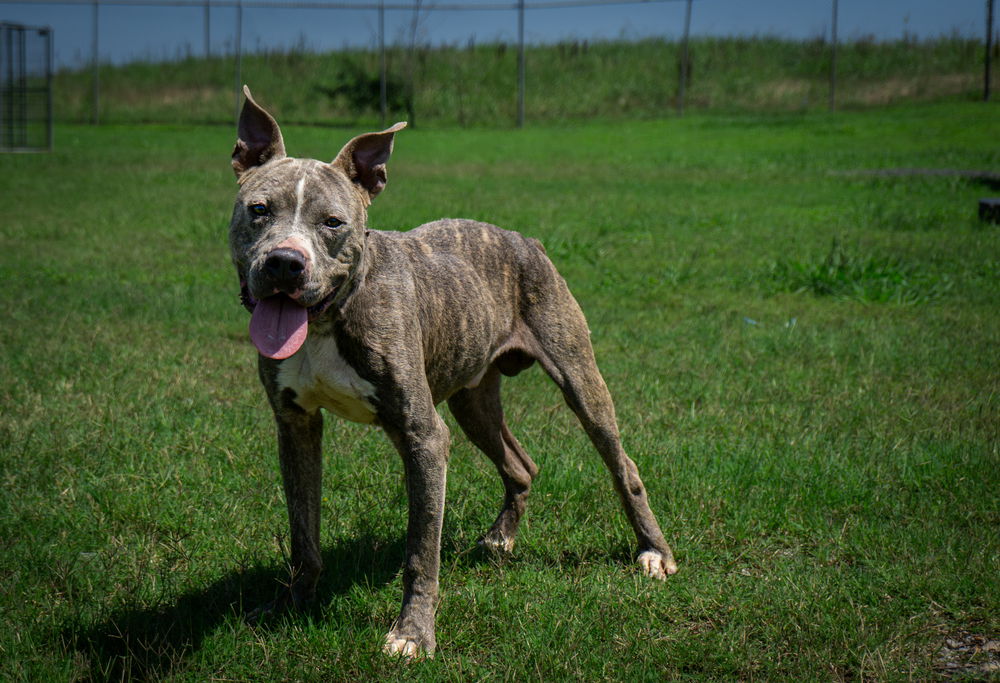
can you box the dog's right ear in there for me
[232,86,286,179]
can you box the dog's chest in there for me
[277,335,378,423]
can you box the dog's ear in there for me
[331,122,407,199]
[232,86,286,179]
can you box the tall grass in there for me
[55,35,994,126]
[766,238,954,304]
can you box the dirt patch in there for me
[756,78,812,102]
[936,633,1000,678]
[851,73,977,106]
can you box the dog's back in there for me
[359,219,566,401]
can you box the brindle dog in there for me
[228,86,677,658]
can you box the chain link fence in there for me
[0,21,53,150]
[0,0,996,131]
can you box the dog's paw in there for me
[244,599,283,624]
[477,531,515,555]
[244,588,313,624]
[637,550,678,580]
[383,632,434,659]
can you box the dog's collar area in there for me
[240,283,338,322]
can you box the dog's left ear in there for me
[332,122,407,200]
[232,86,286,179]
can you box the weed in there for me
[766,238,953,304]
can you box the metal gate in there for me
[1,22,53,152]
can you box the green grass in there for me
[1,100,999,680]
[55,35,996,126]
[765,237,955,304]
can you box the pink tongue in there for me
[249,295,309,359]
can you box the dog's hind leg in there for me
[525,287,678,579]
[448,366,538,553]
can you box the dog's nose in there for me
[263,248,307,289]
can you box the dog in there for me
[228,86,677,658]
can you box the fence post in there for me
[46,26,54,150]
[677,0,692,115]
[3,26,10,148]
[379,0,386,127]
[517,0,525,127]
[987,0,995,101]
[234,0,242,125]
[204,0,210,58]
[3,26,8,146]
[4,25,13,147]
[18,26,26,146]
[829,0,838,110]
[91,0,99,125]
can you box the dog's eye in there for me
[249,203,269,216]
[323,217,344,229]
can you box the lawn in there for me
[1,101,998,680]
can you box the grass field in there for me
[1,100,999,680]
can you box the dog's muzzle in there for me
[239,282,338,322]
[262,248,307,294]
[240,284,339,360]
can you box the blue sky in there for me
[0,0,992,68]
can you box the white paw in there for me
[383,633,431,659]
[478,534,515,554]
[637,550,678,580]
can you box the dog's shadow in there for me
[66,534,406,681]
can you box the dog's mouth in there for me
[239,283,337,319]
[239,283,338,359]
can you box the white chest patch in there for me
[277,334,378,423]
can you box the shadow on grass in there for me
[64,534,406,681]
[63,527,628,678]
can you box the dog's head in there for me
[228,86,405,359]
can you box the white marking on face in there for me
[278,334,378,423]
[292,174,306,227]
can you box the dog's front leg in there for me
[381,410,450,658]
[256,356,324,614]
